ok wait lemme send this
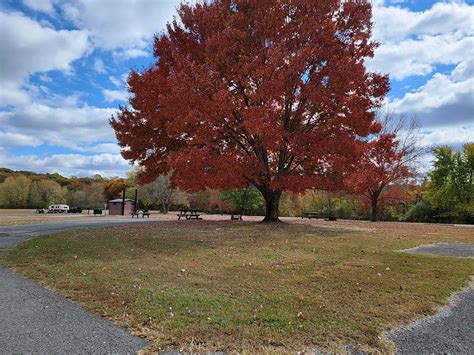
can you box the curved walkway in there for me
[388,243,474,353]
[388,280,474,354]
[0,219,153,354]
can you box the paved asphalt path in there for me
[388,243,474,354]
[388,280,474,354]
[402,242,474,258]
[0,219,153,354]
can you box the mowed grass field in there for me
[0,209,83,226]
[0,209,164,226]
[3,219,474,352]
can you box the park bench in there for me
[177,209,202,220]
[302,211,321,219]
[231,213,242,221]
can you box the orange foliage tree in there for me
[102,178,129,201]
[111,0,388,221]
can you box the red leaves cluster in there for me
[111,0,388,196]
[346,134,413,197]
[345,128,417,220]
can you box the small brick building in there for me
[107,198,135,216]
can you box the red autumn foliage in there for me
[355,184,415,219]
[111,0,388,221]
[346,128,417,221]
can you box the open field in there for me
[0,209,38,215]
[0,209,163,226]
[3,219,473,352]
[0,211,95,226]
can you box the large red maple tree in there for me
[111,0,388,221]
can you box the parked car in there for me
[68,206,83,214]
[48,204,69,213]
[93,208,103,216]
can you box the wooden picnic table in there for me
[231,213,242,220]
[177,209,202,220]
[131,209,151,218]
[301,211,321,219]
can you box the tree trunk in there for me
[160,201,169,214]
[262,190,282,222]
[371,195,378,222]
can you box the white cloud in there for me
[368,32,473,80]
[0,83,30,107]
[389,60,474,128]
[39,73,53,82]
[59,0,183,54]
[451,58,474,81]
[0,103,117,150]
[418,125,474,148]
[80,143,121,154]
[369,1,474,80]
[368,2,474,154]
[109,76,121,86]
[113,48,149,59]
[92,58,107,73]
[109,73,129,87]
[0,131,42,147]
[22,0,56,15]
[372,2,473,43]
[102,89,129,103]
[0,150,130,177]
[0,11,89,88]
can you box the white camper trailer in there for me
[48,204,69,213]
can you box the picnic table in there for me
[231,213,242,221]
[301,211,321,219]
[131,209,151,218]
[177,209,202,220]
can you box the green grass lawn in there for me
[3,220,473,352]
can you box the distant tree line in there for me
[0,143,472,223]
[0,174,105,209]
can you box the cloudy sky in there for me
[0,0,473,177]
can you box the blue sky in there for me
[0,0,473,177]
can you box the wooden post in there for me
[122,188,126,216]
[134,189,138,212]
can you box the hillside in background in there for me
[0,168,107,186]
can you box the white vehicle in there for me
[48,204,69,213]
